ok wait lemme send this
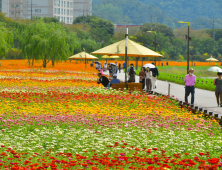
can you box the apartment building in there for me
[1,0,9,16]
[73,0,92,20]
[0,0,92,24]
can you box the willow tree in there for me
[19,19,79,68]
[0,23,13,58]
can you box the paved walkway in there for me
[104,70,222,116]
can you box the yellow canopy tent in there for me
[92,39,162,57]
[206,56,218,66]
[69,52,98,60]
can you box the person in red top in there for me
[184,68,196,105]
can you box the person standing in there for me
[97,73,110,88]
[115,62,118,74]
[139,67,146,90]
[214,72,222,107]
[127,63,136,83]
[108,64,113,77]
[123,62,125,69]
[184,68,196,105]
[145,67,152,92]
[118,62,121,73]
[150,63,159,89]
[104,62,107,71]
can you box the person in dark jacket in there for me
[97,73,109,87]
[150,63,159,89]
[118,62,121,73]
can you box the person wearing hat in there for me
[110,74,121,84]
[214,72,222,107]
[184,68,196,105]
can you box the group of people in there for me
[127,63,159,92]
[97,62,159,92]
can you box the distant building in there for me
[0,0,92,24]
[73,0,92,20]
[1,0,9,16]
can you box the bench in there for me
[111,83,125,91]
[128,83,143,92]
[111,83,143,92]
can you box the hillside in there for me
[92,0,222,29]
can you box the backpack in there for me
[129,67,134,76]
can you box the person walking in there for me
[139,67,146,90]
[214,72,222,107]
[184,68,196,105]
[108,64,113,77]
[145,67,152,92]
[127,63,136,83]
[150,63,159,89]
[118,62,121,73]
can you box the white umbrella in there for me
[207,66,222,72]
[143,63,155,68]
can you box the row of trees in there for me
[1,11,222,65]
[93,0,222,29]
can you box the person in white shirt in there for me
[104,62,107,71]
[145,67,152,92]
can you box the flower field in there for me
[0,62,222,170]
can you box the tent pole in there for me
[125,28,128,89]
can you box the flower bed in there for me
[0,64,222,170]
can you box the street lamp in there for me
[178,21,191,74]
[147,31,157,65]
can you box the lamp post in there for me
[178,21,191,74]
[147,31,157,65]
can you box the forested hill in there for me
[92,0,222,29]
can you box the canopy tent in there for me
[91,39,162,57]
[69,52,98,60]
[101,55,119,63]
[101,55,119,59]
[91,38,163,88]
[206,56,218,62]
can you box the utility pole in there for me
[83,5,84,30]
[31,0,32,20]
[213,16,215,41]
[151,14,152,31]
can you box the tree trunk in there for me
[28,59,30,66]
[32,59,34,66]
[52,60,55,67]
[43,55,47,68]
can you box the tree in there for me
[73,15,115,44]
[0,23,13,58]
[18,20,79,67]
[141,23,175,37]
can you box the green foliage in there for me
[73,15,114,44]
[141,23,174,37]
[0,23,13,57]
[5,48,22,59]
[92,0,175,27]
[18,19,79,67]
